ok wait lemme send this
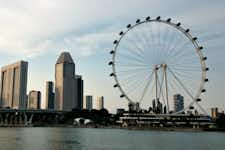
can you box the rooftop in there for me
[56,52,74,64]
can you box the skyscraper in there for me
[97,96,104,110]
[28,90,41,109]
[75,75,83,110]
[85,95,92,111]
[45,81,54,110]
[0,61,28,109]
[173,94,184,112]
[55,52,77,111]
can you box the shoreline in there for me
[0,124,225,132]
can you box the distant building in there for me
[55,52,77,111]
[211,107,218,119]
[116,108,125,115]
[156,99,163,114]
[96,96,104,110]
[173,94,184,112]
[28,91,41,109]
[85,95,92,111]
[45,81,54,110]
[152,99,156,112]
[0,61,28,109]
[75,75,83,110]
[152,98,163,114]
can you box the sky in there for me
[0,0,225,113]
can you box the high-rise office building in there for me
[45,81,54,110]
[97,96,104,110]
[28,90,41,109]
[85,95,92,111]
[0,61,28,109]
[173,94,184,112]
[55,52,77,111]
[75,75,83,110]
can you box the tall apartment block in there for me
[0,61,28,109]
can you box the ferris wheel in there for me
[108,16,209,114]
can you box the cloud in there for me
[0,0,224,59]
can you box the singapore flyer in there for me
[109,16,209,114]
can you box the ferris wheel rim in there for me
[109,16,208,113]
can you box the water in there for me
[0,127,224,150]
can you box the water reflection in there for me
[0,128,224,150]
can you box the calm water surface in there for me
[0,127,224,150]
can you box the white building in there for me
[97,96,104,110]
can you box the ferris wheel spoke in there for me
[158,24,168,61]
[135,28,152,55]
[164,29,176,59]
[170,66,200,82]
[115,59,149,67]
[139,69,154,103]
[116,68,150,77]
[121,37,148,60]
[168,67,198,101]
[142,24,154,50]
[170,66,200,72]
[122,73,150,99]
[129,31,150,56]
[170,69,200,93]
[117,70,150,85]
[168,71,194,105]
[170,45,196,62]
[169,71,201,82]
[118,70,148,80]
[153,23,163,61]
[167,32,180,58]
[148,23,159,61]
[119,46,147,62]
[125,35,147,58]
[169,65,201,75]
[167,36,190,61]
[159,25,171,59]
[168,63,199,71]
[157,22,161,48]
[174,49,197,61]
[116,52,149,65]
[116,64,151,70]
[115,62,151,69]
[178,55,202,64]
[169,64,201,74]
[168,41,190,60]
[168,59,200,69]
[117,64,151,70]
[117,64,150,68]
